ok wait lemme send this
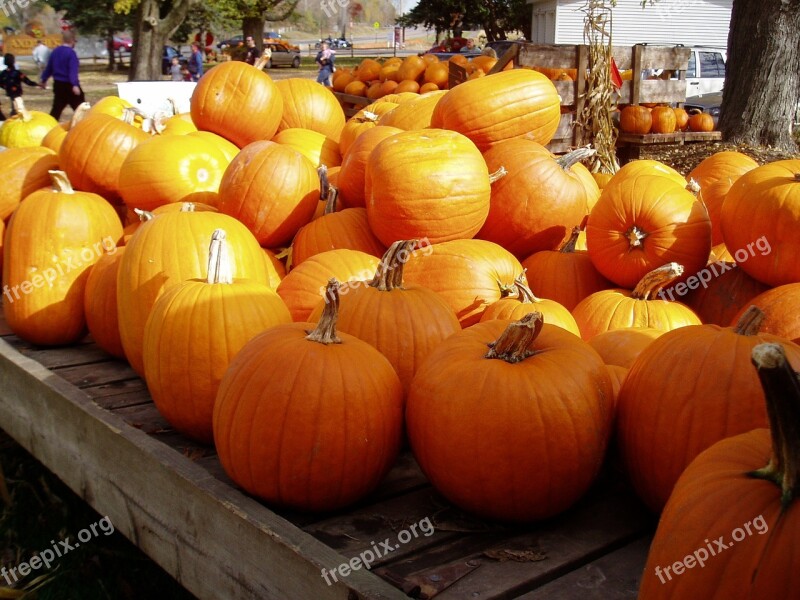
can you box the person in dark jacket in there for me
[40,30,85,121]
[0,53,42,120]
[244,36,259,65]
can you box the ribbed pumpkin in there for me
[190,61,283,148]
[672,107,689,131]
[423,62,449,88]
[572,263,703,339]
[338,110,379,157]
[407,312,613,522]
[213,280,403,511]
[59,111,150,201]
[479,274,581,336]
[683,263,769,326]
[0,98,58,148]
[273,127,341,168]
[118,134,230,212]
[187,131,240,163]
[40,123,68,153]
[639,342,800,599]
[688,112,714,131]
[308,241,460,394]
[155,113,198,136]
[216,140,319,248]
[619,105,652,134]
[291,187,385,268]
[431,69,561,150]
[88,96,137,122]
[403,239,523,327]
[617,307,800,513]
[607,159,686,188]
[365,129,493,246]
[275,78,345,141]
[377,91,447,130]
[521,226,613,311]
[276,249,380,321]
[3,171,123,346]
[337,125,402,209]
[730,283,800,343]
[0,147,60,220]
[587,327,664,368]
[720,159,800,287]
[117,204,272,375]
[649,106,676,134]
[143,230,291,443]
[587,173,711,289]
[84,245,126,358]
[479,141,598,256]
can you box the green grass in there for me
[0,431,196,600]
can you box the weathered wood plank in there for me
[638,46,690,71]
[488,42,519,74]
[54,360,141,388]
[0,337,407,600]
[517,537,651,599]
[553,80,577,105]
[620,80,690,105]
[617,131,722,144]
[517,44,578,68]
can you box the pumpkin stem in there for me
[686,178,701,195]
[133,208,154,222]
[323,186,339,215]
[369,240,417,292]
[179,203,196,212]
[560,226,582,253]
[556,145,596,171]
[794,173,800,182]
[318,165,329,201]
[505,272,538,303]
[121,107,136,125]
[631,263,684,300]
[485,312,544,363]
[12,97,31,122]
[359,110,379,123]
[306,279,342,345]
[733,306,766,336]
[254,52,270,70]
[488,166,508,184]
[70,102,91,127]
[48,170,75,194]
[749,342,800,508]
[206,229,233,285]
[625,225,648,248]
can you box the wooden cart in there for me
[0,313,656,599]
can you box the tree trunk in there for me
[718,0,800,152]
[243,16,264,53]
[107,29,116,71]
[129,0,196,81]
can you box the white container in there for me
[116,81,197,116]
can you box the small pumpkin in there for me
[0,98,58,148]
[687,112,714,132]
[730,283,800,344]
[619,105,652,134]
[649,106,677,134]
[682,263,769,326]
[84,245,126,358]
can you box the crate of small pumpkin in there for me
[618,103,718,137]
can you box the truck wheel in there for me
[292,57,300,68]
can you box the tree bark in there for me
[129,0,197,81]
[718,0,800,152]
[106,28,117,71]
[243,17,265,53]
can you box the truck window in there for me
[700,52,724,77]
[687,53,696,78]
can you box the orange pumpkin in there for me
[338,110,380,157]
[587,327,664,368]
[672,107,689,131]
[275,78,345,141]
[355,58,382,82]
[423,62,449,88]
[84,245,126,358]
[396,55,427,82]
[619,105,652,134]
[688,112,714,132]
[682,262,769,326]
[337,125,403,209]
[273,127,341,168]
[730,283,800,343]
[0,147,60,221]
[649,106,677,134]
[377,91,447,130]
[394,80,420,94]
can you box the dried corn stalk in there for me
[576,0,619,174]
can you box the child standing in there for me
[0,53,42,121]
[169,56,182,81]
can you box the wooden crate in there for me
[0,312,657,600]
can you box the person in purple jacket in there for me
[40,29,85,121]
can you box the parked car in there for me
[265,43,301,68]
[684,46,727,97]
[217,35,244,49]
[114,36,133,52]
[162,45,185,75]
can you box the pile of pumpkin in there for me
[620,103,714,134]
[2,57,800,596]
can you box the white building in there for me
[528,0,732,48]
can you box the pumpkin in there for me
[308,241,460,394]
[688,112,714,132]
[154,113,198,136]
[682,262,769,326]
[59,111,150,201]
[187,131,240,163]
[479,273,581,336]
[479,142,598,257]
[356,58,382,82]
[337,125,402,209]
[617,306,800,513]
[118,134,230,212]
[672,107,689,131]
[431,69,561,151]
[649,106,677,134]
[380,79,399,95]
[41,106,89,153]
[406,312,613,522]
[365,129,494,246]
[587,174,711,289]
[423,62,449,88]
[471,55,498,74]
[275,78,345,141]
[607,159,686,188]
[572,263,703,339]
[143,230,291,443]
[396,55,427,82]
[190,61,283,148]
[619,105,652,134]
[377,91,447,130]
[213,280,403,511]
[276,249,380,322]
[606,364,628,416]
[273,127,341,168]
[730,283,800,343]
[639,342,800,598]
[338,110,379,157]
[394,80,420,94]
[291,187,385,268]
[332,72,354,92]
[403,239,523,327]
[343,80,367,96]
[0,98,58,148]
[587,327,664,368]
[709,242,734,263]
[591,172,614,190]
[88,96,136,122]
[216,140,320,248]
[3,171,123,346]
[419,82,440,92]
[0,147,60,221]
[84,245,126,358]
[521,226,614,311]
[720,159,800,287]
[117,204,272,375]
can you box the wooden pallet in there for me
[616,131,723,161]
[0,314,656,599]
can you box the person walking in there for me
[189,43,204,81]
[315,41,334,87]
[32,40,51,73]
[0,53,44,121]
[40,30,84,121]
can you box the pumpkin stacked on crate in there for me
[619,104,715,134]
